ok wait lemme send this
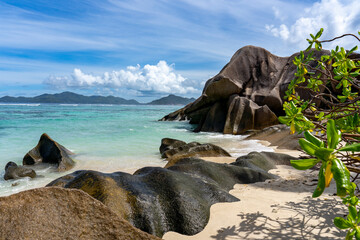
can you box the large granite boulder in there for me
[23,133,75,171]
[0,187,159,240]
[47,155,279,237]
[3,161,36,180]
[223,95,278,134]
[161,46,330,134]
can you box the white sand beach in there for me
[163,142,347,240]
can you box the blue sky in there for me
[0,0,359,102]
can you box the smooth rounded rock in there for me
[4,161,36,180]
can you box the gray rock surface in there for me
[23,133,75,171]
[3,161,36,180]
[47,153,283,237]
[0,187,159,240]
[245,124,303,150]
[161,46,330,134]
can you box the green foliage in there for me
[280,29,360,239]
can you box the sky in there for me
[0,0,360,102]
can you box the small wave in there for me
[94,104,113,107]
[0,103,40,106]
[199,132,248,140]
[171,128,189,132]
[59,104,78,106]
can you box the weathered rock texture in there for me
[0,187,159,240]
[47,153,285,237]
[23,133,75,171]
[161,46,330,134]
[160,138,231,162]
[245,124,303,150]
[232,151,294,172]
[3,161,36,180]
[159,138,187,155]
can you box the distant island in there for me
[0,91,195,106]
[147,94,195,105]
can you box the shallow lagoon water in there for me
[0,104,272,196]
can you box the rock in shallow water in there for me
[47,154,282,237]
[23,133,75,171]
[0,187,159,240]
[3,161,36,180]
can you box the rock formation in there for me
[47,152,283,237]
[0,187,159,240]
[245,124,303,150]
[23,133,75,171]
[232,151,294,172]
[3,161,36,180]
[159,138,187,155]
[161,46,330,134]
[160,138,231,161]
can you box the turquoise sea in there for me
[0,103,272,196]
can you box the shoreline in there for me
[2,132,347,239]
[163,160,345,239]
[163,141,346,239]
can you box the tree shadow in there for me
[211,197,346,239]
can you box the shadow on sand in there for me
[211,197,346,240]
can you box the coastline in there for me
[163,142,346,239]
[1,132,347,239]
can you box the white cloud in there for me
[266,0,360,49]
[44,61,199,95]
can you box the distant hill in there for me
[147,94,195,105]
[0,92,196,105]
[0,92,139,105]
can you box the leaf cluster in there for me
[280,29,360,239]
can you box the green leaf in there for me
[315,28,324,39]
[304,131,324,147]
[291,158,320,170]
[349,206,357,222]
[313,163,326,198]
[278,116,291,125]
[351,196,359,206]
[327,119,341,149]
[299,138,319,156]
[332,158,351,197]
[347,230,356,240]
[339,143,360,152]
[315,147,334,160]
[349,45,358,54]
[356,230,360,240]
[334,217,352,229]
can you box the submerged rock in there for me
[0,187,159,240]
[3,161,36,180]
[47,155,278,237]
[23,133,75,171]
[161,46,330,134]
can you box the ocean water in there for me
[0,103,272,196]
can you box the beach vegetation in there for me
[279,28,360,239]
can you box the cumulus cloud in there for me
[266,0,360,49]
[44,61,199,95]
